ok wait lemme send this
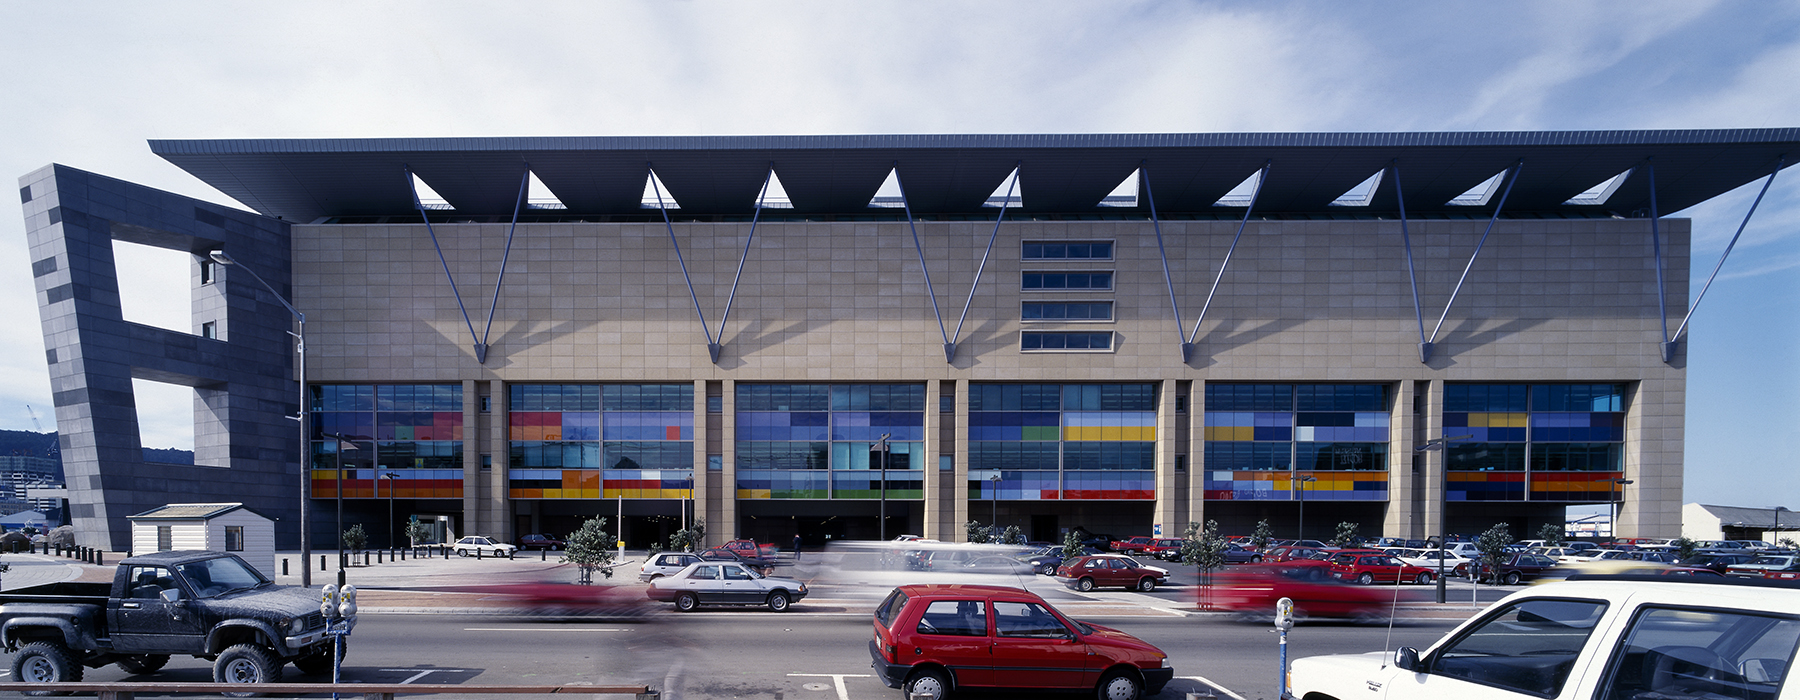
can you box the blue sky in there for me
[1,1,1794,508]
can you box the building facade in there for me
[23,130,1797,551]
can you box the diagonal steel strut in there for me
[405,166,483,361]
[710,165,776,363]
[647,164,717,351]
[948,163,1020,363]
[1422,160,1522,362]
[890,163,953,362]
[1188,161,1273,349]
[1666,155,1785,363]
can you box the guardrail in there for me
[6,682,658,699]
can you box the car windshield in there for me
[175,556,267,598]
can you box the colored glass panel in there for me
[736,384,926,499]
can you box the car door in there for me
[720,564,758,603]
[912,599,994,687]
[109,565,206,654]
[1394,598,1610,699]
[685,565,724,602]
[988,599,1092,689]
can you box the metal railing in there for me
[5,682,657,699]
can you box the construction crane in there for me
[25,405,57,459]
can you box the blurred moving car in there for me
[1055,554,1169,592]
[723,538,780,558]
[639,551,702,582]
[943,555,1035,575]
[518,533,565,551]
[1209,565,1414,623]
[452,535,517,558]
[870,584,1172,699]
[496,580,653,620]
[645,561,807,612]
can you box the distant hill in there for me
[0,429,194,465]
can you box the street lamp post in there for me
[1416,434,1473,604]
[328,433,357,584]
[208,250,311,586]
[1773,506,1789,547]
[877,434,890,541]
[1295,475,1317,541]
[989,473,1002,543]
[1608,478,1635,540]
[382,472,398,550]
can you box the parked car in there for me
[1327,551,1436,585]
[1222,542,1265,564]
[1472,552,1560,585]
[645,561,807,612]
[1109,536,1154,554]
[699,546,776,575]
[517,533,565,551]
[723,538,779,558]
[1727,554,1800,578]
[1146,538,1185,560]
[1054,555,1170,592]
[1265,545,1329,563]
[1016,545,1100,575]
[1289,574,1800,700]
[638,551,702,581]
[870,584,1172,699]
[1680,552,1758,574]
[1395,548,1474,578]
[452,535,517,558]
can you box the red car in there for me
[724,538,779,558]
[870,584,1172,698]
[1145,538,1185,560]
[1109,536,1154,554]
[1327,550,1436,585]
[1209,566,1413,623]
[1055,555,1170,592]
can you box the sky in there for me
[0,2,1795,509]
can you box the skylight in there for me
[983,168,1022,208]
[1564,168,1633,206]
[1098,170,1139,208]
[409,173,452,210]
[1213,169,1264,207]
[526,170,567,210]
[1329,170,1385,207]
[868,169,905,208]
[1448,170,1508,207]
[640,170,681,210]
[758,170,794,209]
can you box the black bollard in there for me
[541,548,546,561]
[476,547,483,560]
[377,550,383,564]
[95,551,103,566]
[321,555,327,572]
[283,558,289,576]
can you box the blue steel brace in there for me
[1425,160,1523,359]
[647,164,717,350]
[891,163,954,361]
[1648,160,1671,361]
[1669,156,1785,362]
[948,163,1020,363]
[472,167,530,364]
[1189,161,1273,348]
[404,166,483,360]
[1390,162,1430,363]
[711,165,776,363]
[1141,165,1191,362]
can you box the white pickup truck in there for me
[1286,574,1800,700]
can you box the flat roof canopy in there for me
[149,129,1800,221]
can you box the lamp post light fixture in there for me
[1416,433,1474,604]
[1295,475,1317,541]
[208,250,312,586]
[1608,478,1635,540]
[876,434,891,541]
[381,472,398,550]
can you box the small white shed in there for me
[128,503,276,577]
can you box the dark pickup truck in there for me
[0,550,337,693]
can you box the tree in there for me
[1537,522,1566,547]
[1475,522,1515,584]
[1061,530,1084,564]
[1331,522,1361,549]
[1180,520,1228,609]
[1000,525,1024,545]
[342,524,368,554]
[966,520,991,544]
[404,516,432,547]
[563,516,618,584]
[1250,520,1275,552]
[1780,537,1797,551]
[669,517,706,553]
[1671,536,1699,561]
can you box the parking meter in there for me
[1275,596,1295,698]
[320,584,339,618]
[338,584,358,618]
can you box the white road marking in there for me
[379,669,473,684]
[461,627,632,632]
[789,673,871,700]
[1180,674,1249,700]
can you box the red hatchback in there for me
[1056,555,1171,592]
[871,584,1172,699]
[1327,550,1436,585]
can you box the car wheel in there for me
[1357,572,1374,585]
[1137,577,1156,593]
[1251,555,1263,563]
[1038,563,1054,575]
[116,654,170,674]
[904,667,952,699]
[1504,571,1522,586]
[1096,668,1143,700]
[1078,577,1096,592]
[767,591,790,612]
[675,592,699,612]
[456,548,469,557]
[1415,573,1433,585]
[214,643,282,697]
[648,573,663,581]
[12,641,82,695]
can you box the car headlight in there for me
[1159,656,1170,668]
[285,617,304,634]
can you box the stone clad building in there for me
[21,130,1797,551]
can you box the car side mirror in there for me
[1394,647,1422,672]
[159,588,182,603]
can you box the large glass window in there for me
[1022,241,1112,260]
[1203,384,1391,502]
[312,384,463,500]
[735,384,923,500]
[507,384,692,500]
[1021,301,1113,321]
[1021,332,1113,351]
[1021,271,1113,291]
[1443,384,1626,502]
[969,384,1156,501]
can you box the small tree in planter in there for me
[966,520,991,544]
[1250,519,1275,553]
[1331,522,1362,549]
[668,517,706,553]
[1537,522,1566,547]
[1061,530,1084,564]
[563,516,618,584]
[342,525,369,556]
[1180,520,1228,610]
[1000,525,1024,545]
[1475,522,1515,584]
[404,516,432,548]
[1671,536,1699,562]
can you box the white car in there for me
[638,551,702,582]
[1286,575,1800,700]
[1395,549,1474,577]
[452,535,516,558]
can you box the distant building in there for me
[1684,503,1797,543]
[0,455,63,518]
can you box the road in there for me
[19,611,1464,700]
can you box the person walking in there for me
[792,533,803,561]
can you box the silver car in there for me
[638,552,701,582]
[646,561,808,612]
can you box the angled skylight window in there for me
[983,168,1022,208]
[526,170,567,210]
[1329,170,1385,207]
[409,173,453,210]
[1098,169,1139,208]
[1213,169,1264,207]
[1564,168,1633,206]
[640,170,681,210]
[868,168,905,209]
[1448,170,1508,207]
[757,170,794,209]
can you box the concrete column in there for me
[1153,379,1179,539]
[1385,380,1418,539]
[721,379,738,540]
[1190,379,1207,537]
[1420,379,1445,541]
[692,379,709,547]
[923,381,943,543]
[952,379,970,542]
[478,379,505,540]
